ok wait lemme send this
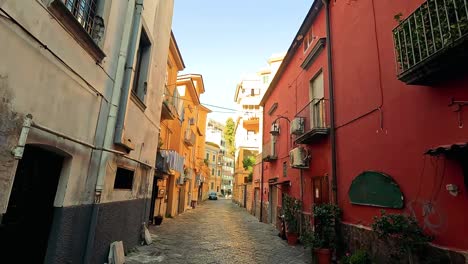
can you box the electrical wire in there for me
[0,8,109,103]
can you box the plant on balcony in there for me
[371,210,432,264]
[282,194,302,245]
[393,0,468,75]
[312,203,342,264]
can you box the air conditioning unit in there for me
[290,117,305,135]
[290,147,309,168]
[270,123,280,135]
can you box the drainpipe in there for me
[323,0,338,204]
[114,0,144,146]
[260,161,264,222]
[84,1,138,262]
[95,0,140,193]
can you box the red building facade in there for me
[260,0,468,260]
[260,0,332,230]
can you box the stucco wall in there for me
[261,7,331,215]
[330,0,468,251]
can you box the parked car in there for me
[208,192,218,200]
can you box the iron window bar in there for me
[62,0,97,35]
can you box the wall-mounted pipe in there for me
[114,0,144,147]
[323,0,338,204]
[95,0,138,192]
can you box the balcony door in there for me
[309,71,324,129]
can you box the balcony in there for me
[184,129,196,146]
[393,0,468,85]
[161,86,177,120]
[294,98,329,144]
[262,141,277,162]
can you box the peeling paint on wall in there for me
[0,74,23,213]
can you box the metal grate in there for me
[393,0,468,74]
[62,0,97,35]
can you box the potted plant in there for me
[371,210,432,264]
[282,194,302,245]
[312,203,342,264]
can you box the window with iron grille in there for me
[62,0,97,36]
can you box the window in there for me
[303,28,315,52]
[251,89,255,96]
[283,162,287,177]
[262,74,269,84]
[211,182,214,190]
[217,170,221,176]
[206,153,209,160]
[212,154,215,162]
[247,130,255,140]
[63,0,97,35]
[49,0,105,61]
[114,167,134,190]
[132,28,151,103]
[229,180,232,185]
[309,71,325,128]
[212,168,215,175]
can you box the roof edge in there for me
[260,0,323,106]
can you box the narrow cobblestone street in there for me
[126,199,311,264]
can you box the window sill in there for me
[131,91,147,112]
[48,0,105,62]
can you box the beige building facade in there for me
[0,0,174,263]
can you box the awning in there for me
[425,142,468,156]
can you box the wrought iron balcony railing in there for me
[294,98,329,144]
[393,0,468,84]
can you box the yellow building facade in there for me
[153,53,210,219]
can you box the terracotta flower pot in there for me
[314,248,331,264]
[286,232,298,245]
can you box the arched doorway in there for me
[0,145,65,262]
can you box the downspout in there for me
[84,1,137,262]
[114,0,144,146]
[260,160,264,222]
[95,0,140,192]
[323,0,338,204]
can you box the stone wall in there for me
[341,223,467,264]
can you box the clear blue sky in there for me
[172,1,312,122]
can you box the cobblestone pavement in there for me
[126,199,311,264]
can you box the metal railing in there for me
[63,0,97,35]
[393,0,468,74]
[295,98,327,132]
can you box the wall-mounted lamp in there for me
[446,184,459,196]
